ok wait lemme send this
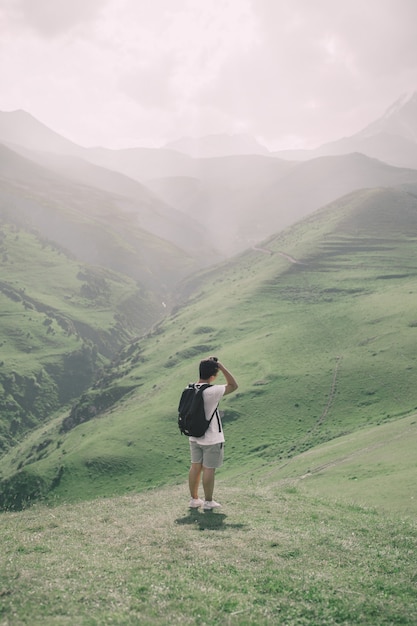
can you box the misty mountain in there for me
[0,110,85,157]
[0,143,196,297]
[8,146,214,259]
[83,144,417,255]
[3,106,417,259]
[147,152,417,254]
[276,92,417,169]
[247,152,417,236]
[359,92,417,143]
[0,111,218,257]
[163,133,270,157]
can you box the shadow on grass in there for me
[175,509,247,531]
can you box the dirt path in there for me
[252,247,302,264]
[315,355,343,429]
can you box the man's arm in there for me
[217,362,238,395]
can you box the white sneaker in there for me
[203,500,221,510]
[189,498,204,508]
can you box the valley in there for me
[0,105,417,517]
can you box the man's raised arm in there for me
[218,362,238,395]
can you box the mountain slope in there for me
[0,143,196,294]
[144,152,417,254]
[0,109,85,156]
[148,152,417,253]
[0,222,160,451]
[7,145,215,259]
[2,185,417,508]
[0,143,206,451]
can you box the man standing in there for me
[188,357,238,510]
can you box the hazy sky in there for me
[1,0,417,150]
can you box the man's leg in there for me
[202,466,215,501]
[189,463,202,499]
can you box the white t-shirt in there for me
[189,383,226,445]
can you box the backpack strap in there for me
[196,383,220,429]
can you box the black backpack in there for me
[178,383,218,437]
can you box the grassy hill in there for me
[1,185,417,512]
[0,416,416,624]
[0,221,165,452]
[252,412,417,516]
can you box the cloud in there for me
[0,0,416,149]
[195,0,417,147]
[2,0,108,37]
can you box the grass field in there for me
[2,409,417,624]
[1,470,416,625]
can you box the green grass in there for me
[2,187,417,510]
[0,478,416,625]
[227,412,417,516]
[0,223,164,447]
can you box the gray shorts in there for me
[190,441,224,468]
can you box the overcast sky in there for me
[1,0,417,150]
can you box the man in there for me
[188,356,238,510]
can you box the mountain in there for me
[0,110,85,156]
[2,185,417,508]
[0,220,160,451]
[276,91,417,169]
[0,111,219,258]
[81,146,417,255]
[359,92,417,142]
[0,142,206,448]
[10,146,215,259]
[148,152,417,254]
[3,108,417,258]
[163,133,270,157]
[0,143,196,293]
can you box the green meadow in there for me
[1,464,416,625]
[1,187,417,623]
[1,187,417,508]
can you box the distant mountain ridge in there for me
[276,91,417,169]
[0,143,196,292]
[0,109,85,156]
[163,133,270,157]
[2,103,417,260]
[359,92,417,142]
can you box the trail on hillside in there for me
[299,417,417,478]
[252,246,303,264]
[313,355,343,430]
[251,412,417,487]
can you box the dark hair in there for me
[199,358,219,380]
